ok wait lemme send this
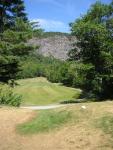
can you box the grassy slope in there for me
[14,77,81,106]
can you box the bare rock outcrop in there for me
[29,35,76,60]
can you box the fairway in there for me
[14,77,81,106]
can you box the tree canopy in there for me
[69,1,113,99]
[0,0,34,83]
[0,0,27,34]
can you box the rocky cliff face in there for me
[29,35,76,60]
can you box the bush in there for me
[0,84,22,107]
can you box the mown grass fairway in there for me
[14,77,81,106]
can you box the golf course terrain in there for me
[14,77,81,106]
[0,78,113,150]
[1,0,113,149]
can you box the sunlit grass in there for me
[14,77,81,106]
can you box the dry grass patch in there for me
[1,101,113,150]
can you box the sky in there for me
[24,0,111,33]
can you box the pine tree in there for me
[0,0,27,34]
[0,1,34,83]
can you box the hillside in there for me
[28,33,77,60]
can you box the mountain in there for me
[28,32,77,60]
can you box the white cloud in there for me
[32,18,69,32]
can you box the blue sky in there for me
[25,0,111,32]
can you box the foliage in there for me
[0,18,34,83]
[0,0,35,84]
[0,84,21,106]
[17,110,72,134]
[18,58,41,78]
[0,0,34,106]
[17,54,66,82]
[0,0,27,34]
[69,1,113,99]
[30,21,44,37]
[37,32,70,38]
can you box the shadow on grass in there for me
[60,99,87,104]
[60,89,112,104]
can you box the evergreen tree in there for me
[0,1,34,83]
[0,0,27,34]
[0,19,34,83]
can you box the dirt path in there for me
[21,104,65,110]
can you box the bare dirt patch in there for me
[0,107,34,150]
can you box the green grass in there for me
[96,114,113,137]
[14,77,81,106]
[17,109,72,134]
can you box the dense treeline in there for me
[35,32,70,38]
[18,54,90,89]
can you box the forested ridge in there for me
[0,0,113,106]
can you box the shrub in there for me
[0,84,22,107]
